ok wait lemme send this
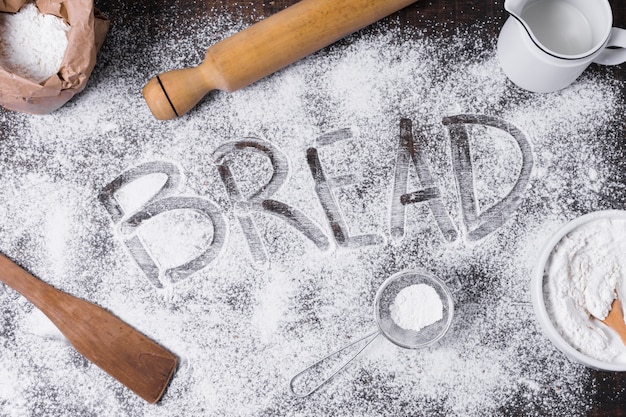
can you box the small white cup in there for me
[497,0,626,93]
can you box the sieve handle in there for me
[289,330,380,397]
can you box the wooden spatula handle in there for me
[0,253,57,310]
[0,253,177,404]
[142,0,417,120]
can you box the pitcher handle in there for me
[594,28,626,65]
[289,330,380,397]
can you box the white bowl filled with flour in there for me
[533,210,626,370]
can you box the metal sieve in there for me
[289,269,455,397]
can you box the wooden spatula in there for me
[0,253,177,403]
[601,298,626,346]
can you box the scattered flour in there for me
[0,3,69,82]
[0,7,623,417]
[545,216,626,363]
[390,283,443,331]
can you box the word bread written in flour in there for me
[98,114,533,287]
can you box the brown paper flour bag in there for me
[0,0,109,114]
[0,0,26,12]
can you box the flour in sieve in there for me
[390,283,443,331]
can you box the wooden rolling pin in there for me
[142,0,417,120]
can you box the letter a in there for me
[389,119,458,243]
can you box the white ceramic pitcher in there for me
[497,0,626,92]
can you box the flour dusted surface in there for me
[0,3,69,83]
[0,7,624,417]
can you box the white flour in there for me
[545,216,626,363]
[390,283,443,331]
[0,9,623,417]
[0,3,69,82]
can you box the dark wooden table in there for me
[92,0,626,415]
[1,0,625,415]
[96,0,626,416]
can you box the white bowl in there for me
[532,210,626,371]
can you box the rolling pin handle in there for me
[142,62,219,120]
